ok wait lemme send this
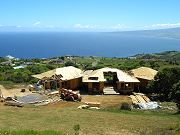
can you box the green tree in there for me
[170,81,180,113]
[149,67,180,101]
[27,65,49,74]
[64,61,78,68]
[139,60,145,66]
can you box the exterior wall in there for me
[117,82,135,94]
[85,81,137,94]
[57,77,82,90]
[86,82,104,94]
[134,78,149,93]
[86,81,136,94]
[138,78,149,88]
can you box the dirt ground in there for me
[45,95,132,109]
[81,95,132,108]
[0,84,31,98]
[0,84,132,109]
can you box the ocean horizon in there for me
[0,32,180,59]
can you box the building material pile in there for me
[130,93,160,109]
[78,102,100,109]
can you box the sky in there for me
[0,0,180,32]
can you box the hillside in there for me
[0,101,179,135]
[133,51,180,61]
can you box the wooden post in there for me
[43,82,46,94]
[55,81,57,90]
[99,82,104,93]
[88,82,93,94]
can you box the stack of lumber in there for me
[142,95,150,102]
[85,102,100,108]
[130,93,150,104]
[130,93,160,109]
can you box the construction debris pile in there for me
[130,93,160,109]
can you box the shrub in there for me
[120,102,132,111]
[64,61,79,68]
[73,124,80,135]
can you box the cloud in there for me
[33,21,41,26]
[74,24,97,29]
[145,23,180,29]
[73,24,131,31]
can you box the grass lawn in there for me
[0,101,179,135]
[0,130,65,135]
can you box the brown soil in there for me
[45,95,131,109]
[81,95,132,108]
[0,85,31,98]
[0,84,131,109]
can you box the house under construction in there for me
[32,66,83,91]
[131,67,158,93]
[83,67,140,94]
[32,66,159,95]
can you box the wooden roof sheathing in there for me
[32,66,83,81]
[131,67,158,80]
[83,67,140,83]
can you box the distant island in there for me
[113,27,180,39]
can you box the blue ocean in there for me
[0,32,180,58]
